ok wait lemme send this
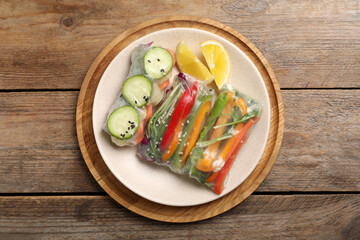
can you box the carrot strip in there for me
[162,119,185,162]
[145,104,153,123]
[136,104,153,144]
[166,48,176,67]
[196,92,235,172]
[158,79,170,90]
[181,101,212,166]
[136,121,144,144]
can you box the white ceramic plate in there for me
[93,28,270,207]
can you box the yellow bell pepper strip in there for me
[235,97,247,117]
[181,101,212,166]
[196,91,235,172]
[162,118,185,162]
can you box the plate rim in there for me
[76,15,284,222]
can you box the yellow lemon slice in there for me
[200,40,230,89]
[176,41,214,82]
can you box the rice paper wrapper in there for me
[103,43,173,146]
[182,85,263,193]
[138,82,263,194]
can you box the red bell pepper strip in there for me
[212,117,256,194]
[160,82,198,151]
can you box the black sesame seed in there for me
[125,131,128,133]
[135,100,138,104]
[157,58,160,61]
[160,69,165,72]
[128,127,130,130]
[143,96,146,99]
[148,59,151,63]
[131,124,135,128]
[128,121,132,124]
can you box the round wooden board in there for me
[76,16,284,223]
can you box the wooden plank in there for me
[0,195,359,238]
[0,90,359,193]
[0,91,102,193]
[1,0,359,89]
[257,89,360,191]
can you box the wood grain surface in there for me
[0,195,359,239]
[1,90,359,193]
[1,0,359,90]
[1,0,359,236]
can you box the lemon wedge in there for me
[200,40,230,89]
[176,41,214,82]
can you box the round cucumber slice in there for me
[107,106,139,140]
[144,47,173,79]
[122,75,152,107]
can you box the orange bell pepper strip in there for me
[205,96,248,179]
[196,92,235,172]
[212,131,250,194]
[207,117,255,184]
[206,122,245,182]
[181,101,212,166]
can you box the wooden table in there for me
[1,1,359,239]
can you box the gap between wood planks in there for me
[0,191,359,197]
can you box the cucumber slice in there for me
[122,75,152,107]
[107,106,139,140]
[144,47,173,79]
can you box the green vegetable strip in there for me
[147,84,182,160]
[213,109,259,129]
[197,92,229,142]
